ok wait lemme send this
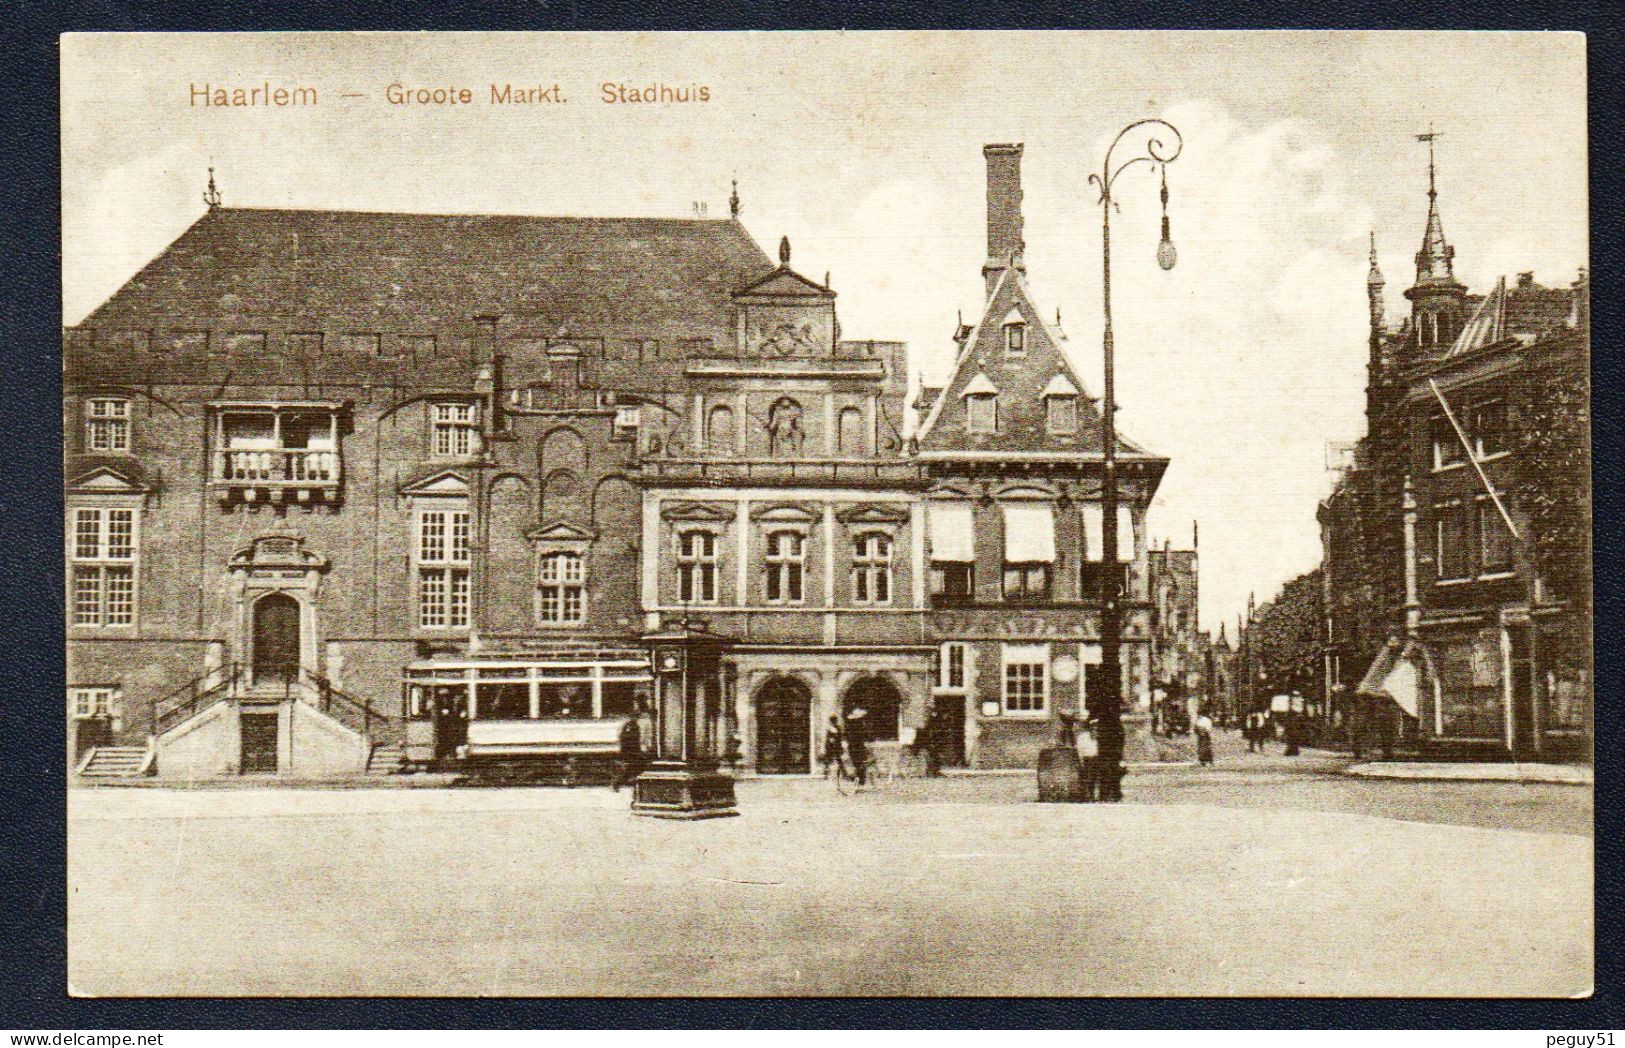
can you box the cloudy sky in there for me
[61,31,1587,631]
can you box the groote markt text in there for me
[188,81,712,107]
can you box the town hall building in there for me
[65,147,1167,779]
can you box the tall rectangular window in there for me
[1435,502,1470,581]
[938,642,968,691]
[431,402,480,458]
[1473,400,1508,458]
[1001,643,1049,714]
[539,552,587,624]
[418,508,471,628]
[852,532,892,605]
[69,507,137,626]
[1478,499,1515,575]
[764,530,806,604]
[677,529,718,604]
[85,398,130,452]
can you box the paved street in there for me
[68,739,1590,998]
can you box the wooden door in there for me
[240,713,279,774]
[932,695,967,767]
[755,678,811,774]
[252,593,301,686]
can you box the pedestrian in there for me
[1075,719,1100,801]
[845,707,870,787]
[611,701,650,792]
[1194,711,1215,766]
[820,715,843,778]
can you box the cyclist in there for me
[820,715,843,778]
[844,706,870,787]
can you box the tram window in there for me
[482,683,529,720]
[601,682,637,718]
[538,683,593,719]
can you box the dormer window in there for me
[1041,374,1080,435]
[963,373,999,434]
[1002,308,1027,356]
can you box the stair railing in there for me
[296,667,397,738]
[151,662,246,735]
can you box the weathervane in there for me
[203,164,222,209]
[1416,125,1442,200]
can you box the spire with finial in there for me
[729,177,740,219]
[1367,231,1385,332]
[1413,127,1455,285]
[203,164,222,209]
[778,235,791,267]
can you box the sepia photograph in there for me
[60,30,1591,998]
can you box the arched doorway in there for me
[755,676,812,774]
[252,592,301,686]
[844,675,902,742]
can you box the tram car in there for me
[402,649,654,786]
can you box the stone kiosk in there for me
[631,623,740,819]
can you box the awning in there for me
[1356,639,1422,719]
[1081,504,1135,562]
[928,502,976,562]
[1002,502,1056,563]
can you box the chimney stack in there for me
[982,143,1025,299]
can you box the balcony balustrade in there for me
[211,448,342,504]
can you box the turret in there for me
[1403,130,1467,351]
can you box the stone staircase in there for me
[366,743,405,775]
[77,745,153,780]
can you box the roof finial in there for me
[1367,231,1384,287]
[203,164,222,209]
[778,235,791,266]
[729,177,740,219]
[1413,127,1454,284]
[1417,124,1439,201]
[823,270,830,288]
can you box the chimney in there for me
[982,143,1025,299]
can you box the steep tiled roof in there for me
[82,207,776,333]
[1445,274,1575,358]
[915,269,1156,459]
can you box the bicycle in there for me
[832,744,881,795]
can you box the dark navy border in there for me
[4,1,1620,1031]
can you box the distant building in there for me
[1147,538,1202,730]
[1318,139,1590,761]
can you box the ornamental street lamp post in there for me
[1089,118,1183,802]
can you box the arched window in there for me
[706,404,736,454]
[764,530,806,604]
[676,529,718,604]
[538,552,586,624]
[852,532,892,605]
[837,406,866,456]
